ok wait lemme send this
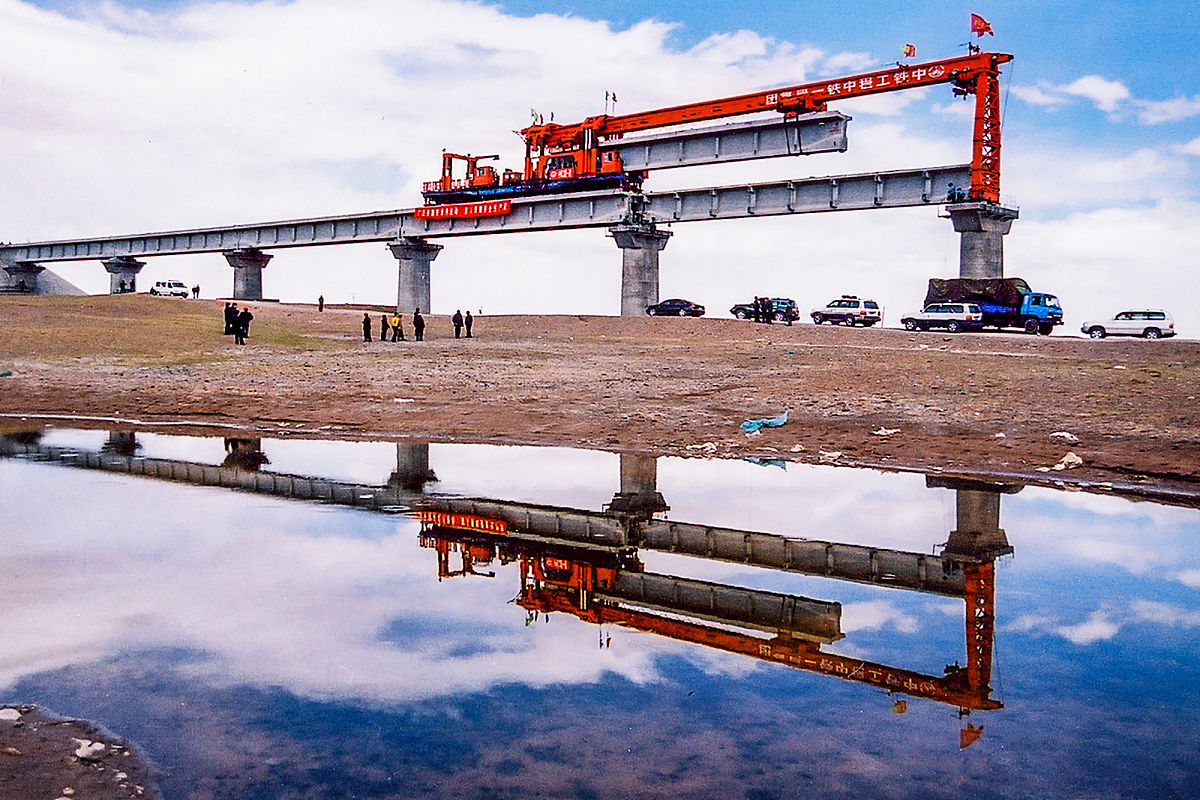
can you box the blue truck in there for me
[925,278,1063,335]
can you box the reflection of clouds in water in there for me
[841,601,919,634]
[0,461,670,701]
[1173,569,1200,588]
[1003,600,1200,645]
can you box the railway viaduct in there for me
[1,113,1017,314]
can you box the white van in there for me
[150,280,189,298]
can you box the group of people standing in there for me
[361,308,472,342]
[223,302,254,345]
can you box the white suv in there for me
[1081,310,1175,339]
[811,295,882,326]
[901,303,985,333]
[149,280,189,298]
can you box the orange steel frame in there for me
[421,528,1002,714]
[509,51,1013,203]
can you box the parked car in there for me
[811,295,882,326]
[646,298,705,317]
[149,279,189,298]
[901,303,985,333]
[730,298,800,323]
[1080,310,1175,339]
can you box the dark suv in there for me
[730,298,800,323]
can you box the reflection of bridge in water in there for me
[2,432,1016,738]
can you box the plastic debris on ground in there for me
[740,410,789,432]
[871,427,900,437]
[1050,431,1079,443]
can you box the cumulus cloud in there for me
[1013,75,1200,125]
[1063,75,1133,113]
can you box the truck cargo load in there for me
[924,277,1062,334]
[925,278,1031,308]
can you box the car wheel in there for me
[947,320,961,333]
[903,319,918,331]
[811,314,823,324]
[734,309,749,320]
[1023,318,1040,335]
[1144,328,1161,339]
[646,308,656,316]
[842,317,855,327]
[773,312,786,323]
[1087,327,1106,339]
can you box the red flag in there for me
[970,13,994,37]
[902,43,916,58]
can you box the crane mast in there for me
[423,51,1012,205]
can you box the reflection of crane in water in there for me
[2,432,1011,742]
[418,474,1013,725]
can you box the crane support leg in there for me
[964,561,997,694]
[609,224,671,317]
[388,237,442,315]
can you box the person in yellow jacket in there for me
[389,314,405,341]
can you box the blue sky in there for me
[4,0,1199,334]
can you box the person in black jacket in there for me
[452,309,464,338]
[234,306,253,345]
[362,312,372,342]
[413,308,425,342]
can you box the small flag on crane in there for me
[970,13,994,37]
[902,43,916,58]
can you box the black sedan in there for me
[646,298,705,317]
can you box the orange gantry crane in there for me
[418,521,1003,716]
[422,50,1012,206]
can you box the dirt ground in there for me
[2,294,1199,503]
[1,705,161,799]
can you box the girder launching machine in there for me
[422,51,1012,205]
[418,514,1003,719]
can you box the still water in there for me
[2,428,1199,799]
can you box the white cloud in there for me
[1063,75,1132,113]
[1137,94,1200,124]
[1010,84,1071,108]
[1178,137,1200,156]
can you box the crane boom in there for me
[423,50,1013,205]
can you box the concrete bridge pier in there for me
[609,224,671,316]
[223,248,273,300]
[102,256,145,294]
[3,262,44,293]
[609,453,669,516]
[388,238,442,315]
[946,203,1019,279]
[389,442,438,493]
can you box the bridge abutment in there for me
[947,202,1019,279]
[388,238,442,314]
[102,256,144,294]
[223,248,273,300]
[610,224,671,316]
[610,453,669,516]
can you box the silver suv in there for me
[901,303,984,333]
[1081,310,1175,339]
[811,295,882,326]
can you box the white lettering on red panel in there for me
[414,199,512,220]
